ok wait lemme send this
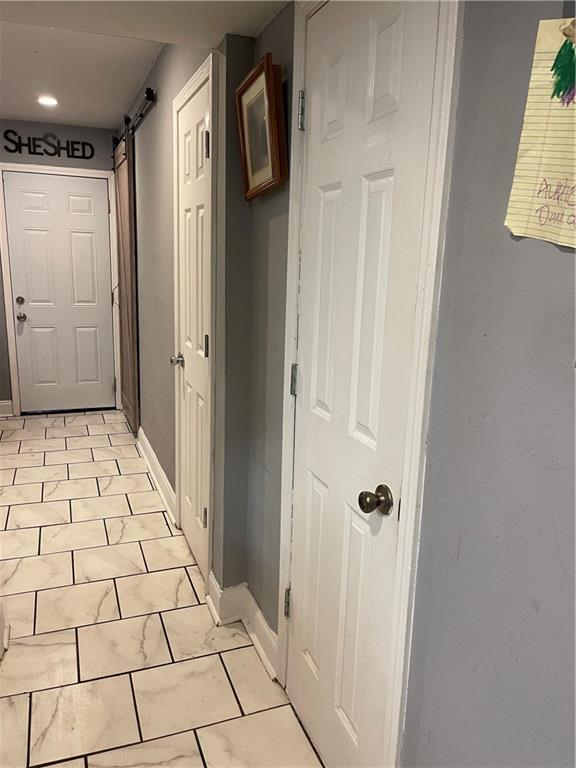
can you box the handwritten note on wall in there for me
[505,19,575,248]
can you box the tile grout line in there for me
[74,626,81,683]
[128,672,144,743]
[218,651,245,717]
[25,690,32,768]
[158,611,175,663]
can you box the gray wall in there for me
[130,42,209,486]
[0,119,115,404]
[402,3,574,767]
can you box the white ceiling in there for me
[0,22,162,128]
[0,2,285,129]
[0,2,285,47]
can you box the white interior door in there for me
[288,3,440,766]
[174,59,213,580]
[4,171,115,412]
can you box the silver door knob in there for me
[16,312,27,322]
[15,296,25,305]
[358,484,394,516]
[170,353,184,367]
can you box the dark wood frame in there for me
[236,53,288,200]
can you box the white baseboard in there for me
[207,571,279,680]
[137,427,176,521]
[0,401,13,416]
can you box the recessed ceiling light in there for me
[38,94,58,107]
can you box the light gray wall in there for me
[130,43,209,486]
[402,3,574,767]
[0,119,115,404]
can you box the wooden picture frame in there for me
[236,53,288,200]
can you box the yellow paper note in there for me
[505,19,575,248]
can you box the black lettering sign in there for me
[2,129,95,161]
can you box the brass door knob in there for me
[358,484,394,516]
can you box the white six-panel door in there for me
[4,171,115,412]
[174,60,213,580]
[287,3,440,766]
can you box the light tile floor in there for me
[0,410,321,768]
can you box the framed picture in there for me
[236,53,288,200]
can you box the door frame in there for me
[277,1,462,763]
[172,52,218,572]
[0,162,121,415]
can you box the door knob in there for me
[170,353,184,367]
[358,484,394,516]
[16,312,27,322]
[15,296,25,305]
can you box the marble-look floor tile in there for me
[71,494,131,522]
[24,416,64,428]
[102,412,127,424]
[19,437,66,453]
[0,591,35,637]
[92,445,139,461]
[0,468,15,486]
[105,511,170,544]
[116,568,196,617]
[0,441,21,455]
[46,425,88,439]
[0,629,77,696]
[0,482,42,506]
[165,514,184,537]
[162,604,250,661]
[0,418,24,430]
[222,646,288,714]
[117,458,147,475]
[99,474,152,497]
[45,448,93,465]
[0,526,40,560]
[50,760,85,768]
[109,433,136,446]
[78,613,171,680]
[65,414,105,426]
[74,542,146,583]
[88,731,202,768]
[67,435,111,450]
[88,423,129,436]
[133,655,240,740]
[7,500,70,529]
[40,519,107,554]
[0,451,44,469]
[127,490,165,514]
[0,551,72,596]
[0,693,29,768]
[29,675,140,766]
[44,477,99,501]
[186,565,206,603]
[198,705,320,768]
[36,579,119,632]
[69,460,119,480]
[141,535,195,570]
[1,427,46,442]
[14,464,68,485]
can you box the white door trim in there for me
[277,1,462,762]
[172,52,218,574]
[0,162,121,415]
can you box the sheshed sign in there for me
[3,128,95,160]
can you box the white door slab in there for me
[288,2,441,766]
[174,58,214,580]
[4,171,115,412]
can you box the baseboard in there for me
[207,571,279,680]
[137,427,176,521]
[0,401,13,416]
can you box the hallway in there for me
[0,410,320,768]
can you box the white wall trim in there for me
[0,401,13,416]
[0,162,120,415]
[207,571,279,680]
[137,426,176,520]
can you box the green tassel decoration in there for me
[551,38,575,106]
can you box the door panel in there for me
[287,3,440,766]
[175,70,212,580]
[114,137,140,435]
[4,171,115,412]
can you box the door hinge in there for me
[205,130,210,159]
[204,334,209,358]
[111,288,115,307]
[284,586,291,618]
[297,90,305,131]
[107,197,111,214]
[290,363,298,396]
[202,507,208,528]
